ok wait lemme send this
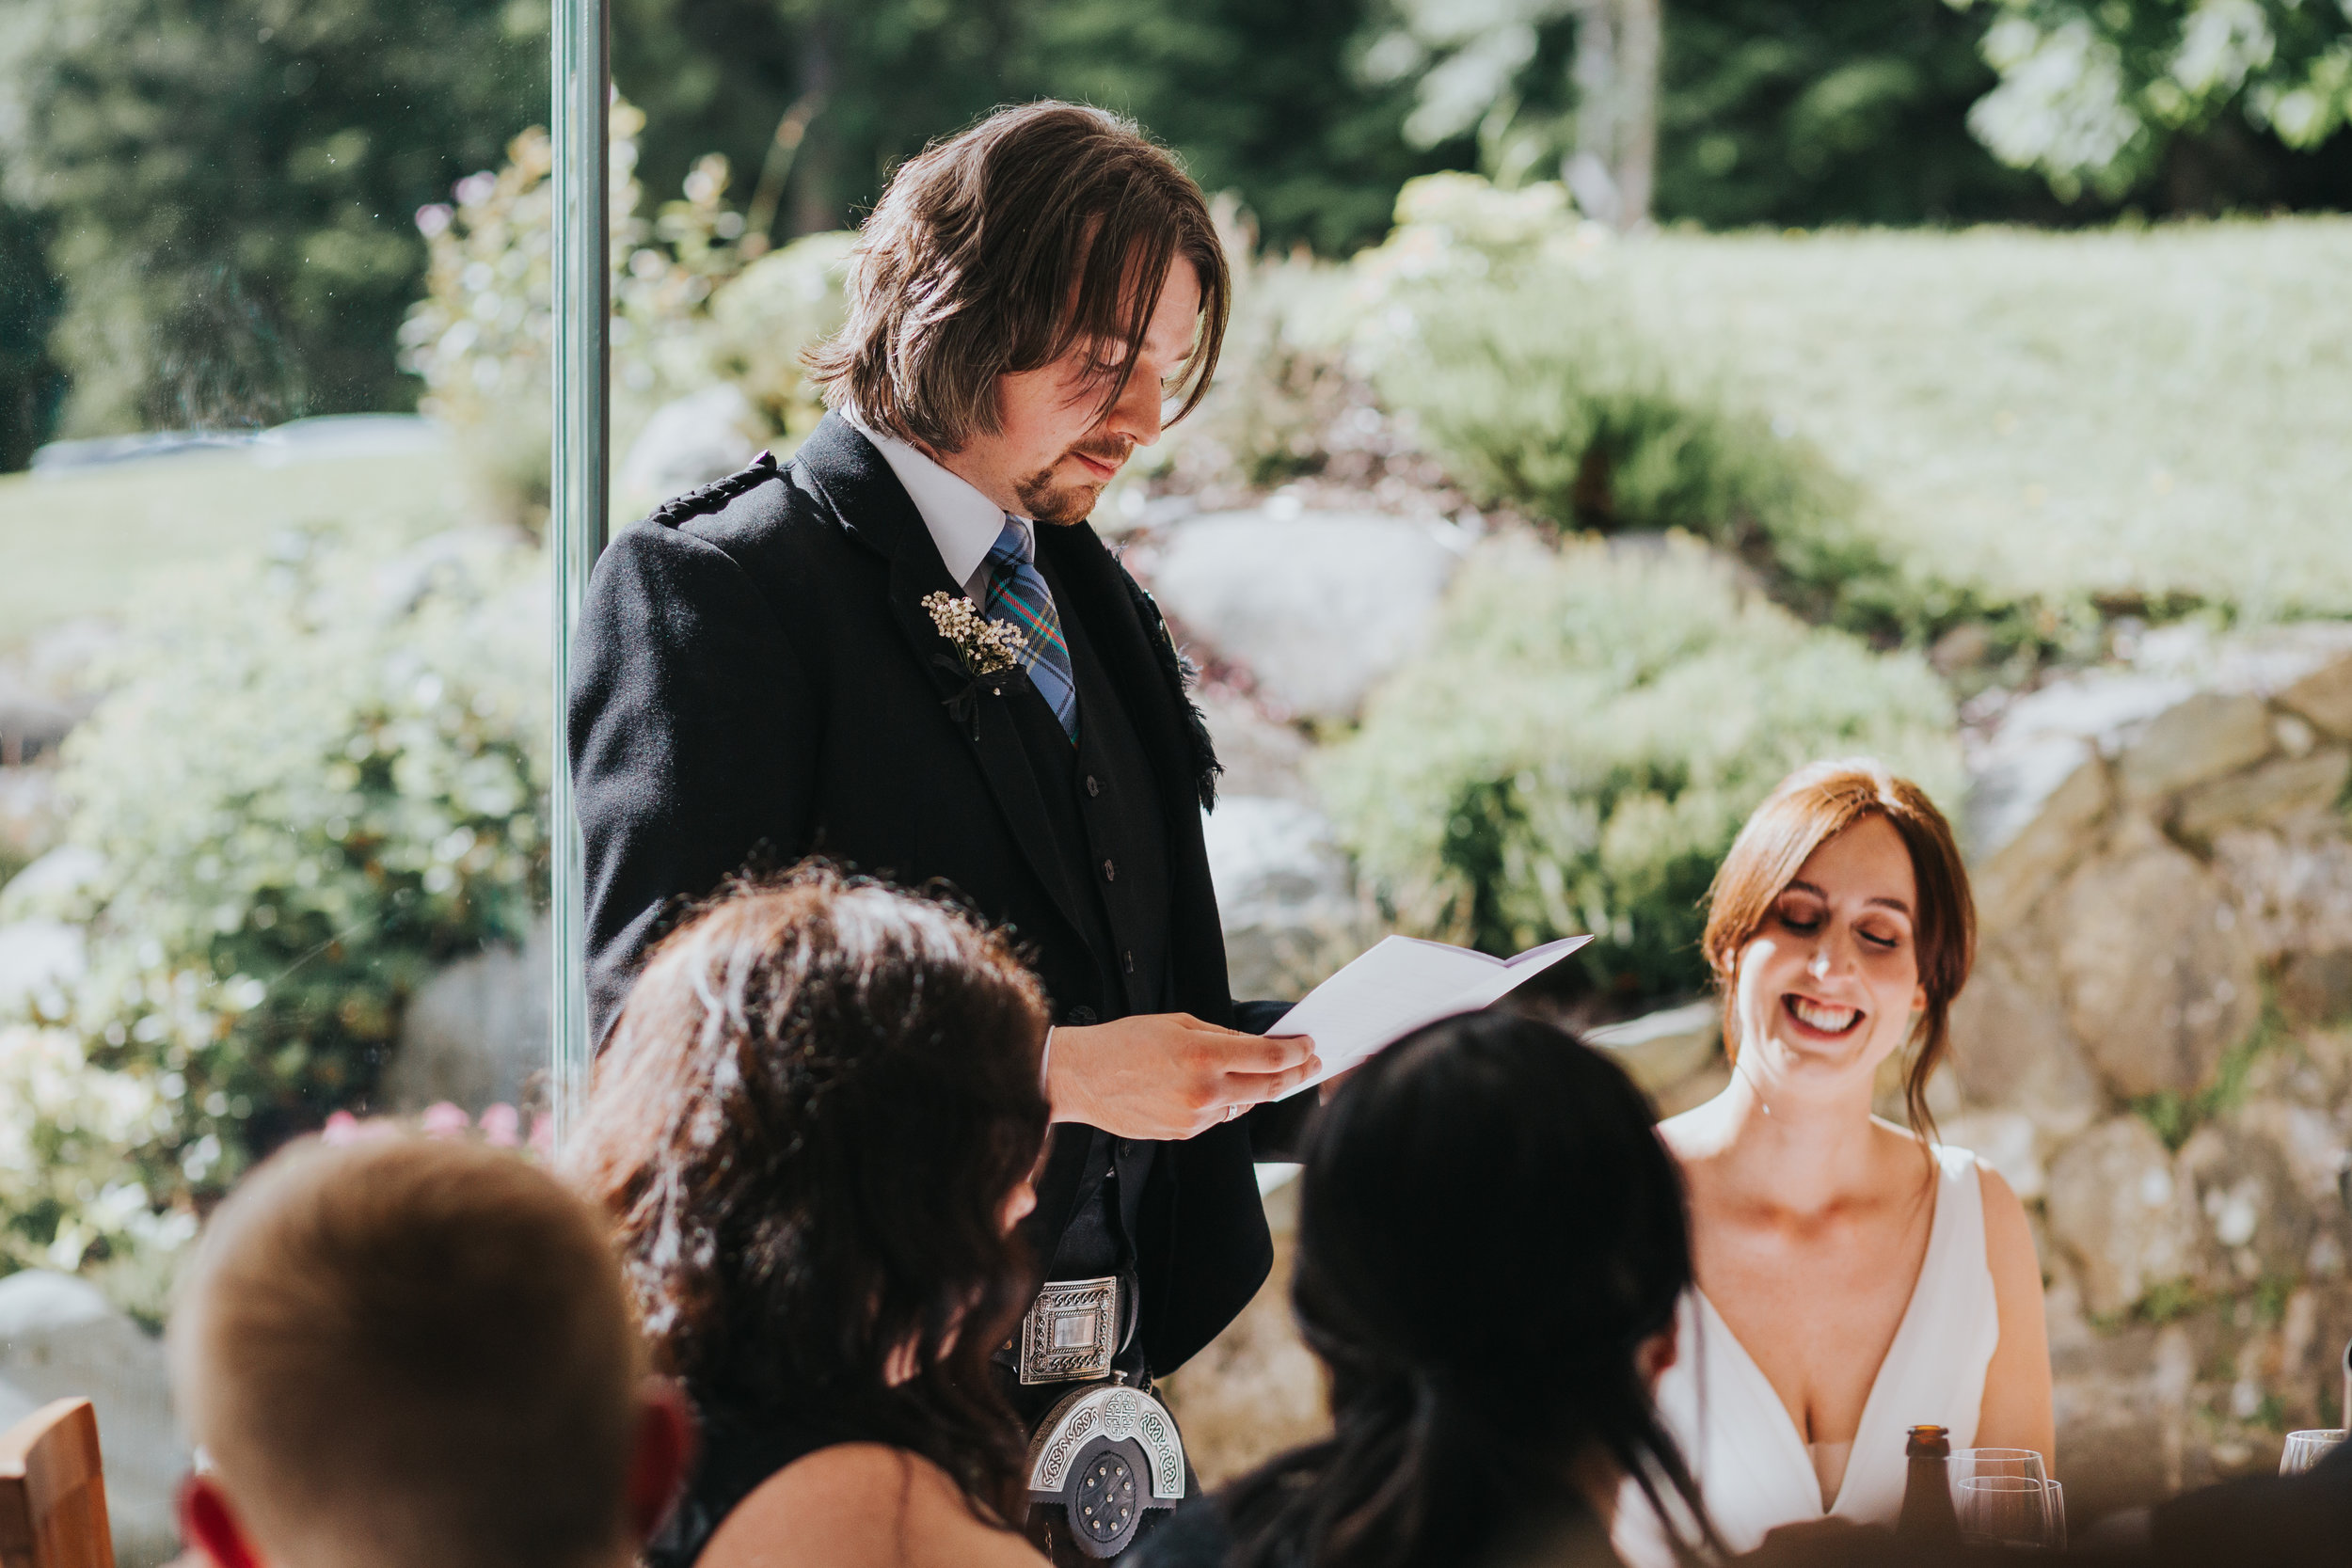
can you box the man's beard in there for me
[1015,436,1131,525]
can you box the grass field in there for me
[0,449,480,649]
[1621,218,2352,624]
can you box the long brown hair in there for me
[807,100,1231,452]
[564,865,1051,1522]
[1700,758,1975,1141]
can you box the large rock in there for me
[1202,798,1380,1002]
[2172,747,2351,845]
[1963,735,2109,930]
[2280,646,2352,737]
[1946,942,2105,1148]
[1147,510,1465,722]
[2275,948,2352,1028]
[2115,691,2274,804]
[2046,1276,2198,1518]
[616,384,763,509]
[0,676,80,768]
[1585,1000,1721,1098]
[0,767,63,875]
[2208,822,2352,964]
[1159,1175,1326,1485]
[0,1271,185,1566]
[2176,1115,2319,1284]
[1939,1108,2045,1201]
[1194,688,1315,805]
[2045,1117,2208,1317]
[2053,829,2261,1100]
[379,924,551,1114]
[0,920,83,1015]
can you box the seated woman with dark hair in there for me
[564,867,1054,1568]
[1138,1009,1717,1568]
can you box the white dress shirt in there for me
[847,413,1035,603]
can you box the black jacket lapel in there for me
[791,416,1096,948]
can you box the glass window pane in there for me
[0,8,564,1551]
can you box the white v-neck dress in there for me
[1614,1143,2001,1564]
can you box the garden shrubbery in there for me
[0,527,547,1255]
[1344,175,1916,640]
[1316,532,1961,1007]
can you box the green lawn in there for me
[0,449,476,649]
[1621,218,2352,623]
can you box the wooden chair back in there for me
[0,1398,115,1568]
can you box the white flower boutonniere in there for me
[921,591,1027,737]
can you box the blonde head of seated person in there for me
[565,866,1054,1568]
[167,1133,691,1568]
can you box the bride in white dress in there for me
[1617,760,2052,1560]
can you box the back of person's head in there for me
[169,1132,659,1568]
[808,99,1230,453]
[1225,1011,1708,1568]
[564,864,1051,1517]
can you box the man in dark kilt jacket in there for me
[567,102,1321,1560]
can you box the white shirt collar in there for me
[846,412,1025,589]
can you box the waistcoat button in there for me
[1102,858,1117,882]
[1123,950,1136,974]
[1086,775,1102,797]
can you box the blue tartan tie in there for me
[983,517,1080,743]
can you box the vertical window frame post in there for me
[548,0,611,1150]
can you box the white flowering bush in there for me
[398,101,848,528]
[0,528,548,1229]
[0,1024,194,1321]
[1318,533,1962,1006]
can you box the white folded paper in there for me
[1266,933,1594,1098]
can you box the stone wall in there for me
[1949,623,2352,1520]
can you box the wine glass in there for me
[2046,1481,2067,1549]
[2279,1430,2345,1475]
[1957,1476,2056,1548]
[1951,1447,2049,1489]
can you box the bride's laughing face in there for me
[1731,814,1926,1088]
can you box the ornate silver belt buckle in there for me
[1019,1274,1120,1386]
[1025,1381,1185,1559]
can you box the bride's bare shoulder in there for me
[701,1443,1046,1568]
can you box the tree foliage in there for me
[0,182,67,468]
[0,0,546,437]
[1960,0,2352,204]
[612,0,1450,258]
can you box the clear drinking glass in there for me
[1951,1448,2050,1488]
[1957,1476,2056,1547]
[2280,1430,2345,1475]
[2046,1481,2067,1549]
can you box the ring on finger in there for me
[1223,1102,1244,1123]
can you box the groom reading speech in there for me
[568,101,1319,1560]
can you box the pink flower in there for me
[321,1110,363,1146]
[529,1113,555,1157]
[479,1103,522,1148]
[421,1101,471,1139]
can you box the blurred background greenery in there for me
[3,0,2349,458]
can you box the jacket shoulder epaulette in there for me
[644,449,785,530]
